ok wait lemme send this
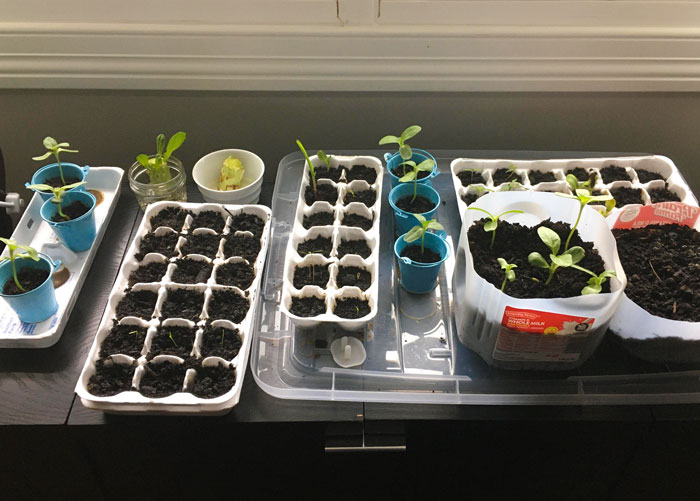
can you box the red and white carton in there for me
[453,191,627,370]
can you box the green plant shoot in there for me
[467,207,524,249]
[403,214,444,254]
[556,188,614,251]
[497,258,517,292]
[168,331,178,347]
[571,266,617,295]
[136,132,186,184]
[565,172,597,194]
[317,150,331,171]
[528,226,585,285]
[398,159,435,202]
[499,180,527,192]
[378,125,422,161]
[0,238,40,292]
[296,139,317,198]
[26,181,86,221]
[32,137,79,186]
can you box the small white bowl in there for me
[193,149,265,204]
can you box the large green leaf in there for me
[403,226,424,243]
[378,135,399,145]
[164,131,186,160]
[551,253,573,267]
[563,245,585,265]
[32,152,53,161]
[528,252,549,269]
[484,220,497,232]
[43,137,58,149]
[399,144,412,160]
[400,125,421,142]
[537,226,560,255]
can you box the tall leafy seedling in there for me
[0,238,40,292]
[399,159,435,203]
[32,137,79,186]
[527,227,586,285]
[378,125,422,162]
[136,132,186,184]
[557,188,613,251]
[26,182,86,221]
[403,214,444,254]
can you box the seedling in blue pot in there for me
[403,214,444,254]
[399,159,435,203]
[0,238,39,292]
[32,137,78,186]
[378,125,422,162]
[26,181,86,221]
[467,207,523,249]
[136,132,186,184]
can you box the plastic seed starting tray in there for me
[77,201,271,414]
[252,151,700,405]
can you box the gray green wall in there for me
[1,90,698,198]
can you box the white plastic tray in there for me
[0,167,123,348]
[76,201,271,414]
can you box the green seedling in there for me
[317,150,331,172]
[499,180,527,192]
[220,328,226,346]
[565,172,597,194]
[296,139,317,198]
[497,258,517,292]
[378,125,422,161]
[556,188,614,251]
[168,331,178,347]
[25,181,86,221]
[136,131,186,184]
[403,214,444,254]
[570,267,617,295]
[128,330,139,336]
[0,238,40,292]
[468,185,495,197]
[399,159,435,203]
[467,207,523,249]
[528,226,585,285]
[32,137,79,186]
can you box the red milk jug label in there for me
[613,202,699,230]
[492,307,595,363]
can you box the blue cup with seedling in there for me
[394,229,449,294]
[27,136,88,202]
[0,245,61,323]
[384,149,438,189]
[39,190,97,252]
[388,182,441,236]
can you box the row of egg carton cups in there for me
[137,226,262,262]
[282,154,383,330]
[451,155,698,218]
[145,204,267,236]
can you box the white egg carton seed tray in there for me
[279,154,383,331]
[76,201,271,414]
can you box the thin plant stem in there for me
[55,151,66,185]
[10,250,24,292]
[565,203,584,251]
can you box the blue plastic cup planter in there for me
[384,148,438,189]
[394,231,449,294]
[0,253,61,323]
[388,182,441,236]
[26,163,90,202]
[40,190,97,252]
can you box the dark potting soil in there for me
[139,361,186,398]
[297,236,332,258]
[468,219,609,299]
[2,268,49,295]
[315,166,344,183]
[115,289,158,320]
[150,206,191,231]
[148,325,196,359]
[207,289,250,323]
[99,322,147,359]
[343,189,376,207]
[303,211,335,229]
[135,231,179,260]
[87,359,135,397]
[171,258,213,284]
[610,187,644,207]
[334,297,371,319]
[223,234,261,262]
[191,364,236,399]
[228,212,266,237]
[391,165,431,180]
[200,325,243,360]
[461,193,479,206]
[600,165,631,183]
[160,288,205,321]
[400,244,442,263]
[634,168,665,184]
[565,167,590,182]
[215,261,255,289]
[336,266,371,290]
[491,168,524,186]
[648,187,681,203]
[337,238,372,259]
[527,171,557,184]
[340,213,373,231]
[127,261,167,286]
[181,233,221,259]
[189,210,226,233]
[395,195,435,214]
[457,170,486,187]
[345,164,377,184]
[290,296,326,317]
[42,175,82,189]
[304,183,338,205]
[293,263,330,289]
[613,224,700,322]
[51,200,89,222]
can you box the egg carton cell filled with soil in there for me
[281,154,382,330]
[77,201,271,414]
[451,155,698,221]
[147,206,192,232]
[134,228,180,261]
